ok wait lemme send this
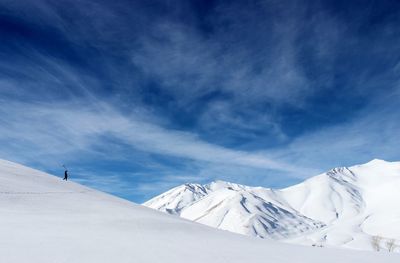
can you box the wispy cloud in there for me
[0,99,315,176]
[268,87,400,170]
[132,21,310,108]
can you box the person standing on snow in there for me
[63,170,68,181]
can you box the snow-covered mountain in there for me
[3,158,398,262]
[144,159,400,252]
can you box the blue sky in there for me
[0,0,399,202]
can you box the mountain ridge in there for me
[144,159,400,251]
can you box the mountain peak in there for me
[355,158,400,168]
[206,180,236,189]
[365,158,388,165]
[206,180,250,191]
[350,159,400,175]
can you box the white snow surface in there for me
[1,159,398,263]
[144,159,400,252]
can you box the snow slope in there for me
[2,159,399,262]
[144,159,400,252]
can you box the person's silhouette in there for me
[63,170,68,181]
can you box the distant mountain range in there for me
[144,159,400,252]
